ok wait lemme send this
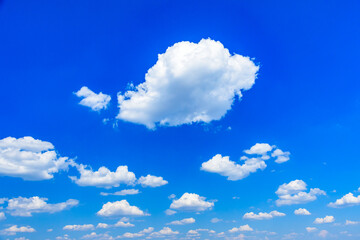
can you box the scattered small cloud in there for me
[75,86,111,111]
[243,211,285,220]
[314,216,335,224]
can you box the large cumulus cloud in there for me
[117,39,259,128]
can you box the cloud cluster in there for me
[63,224,94,231]
[229,224,253,232]
[0,136,73,180]
[117,39,259,129]
[169,193,214,212]
[328,192,360,208]
[75,86,111,111]
[201,143,290,181]
[275,180,326,206]
[1,225,35,236]
[150,227,179,237]
[137,175,168,187]
[97,200,148,217]
[167,218,195,225]
[70,165,136,189]
[96,218,134,229]
[5,196,78,217]
[70,165,167,190]
[294,208,311,215]
[243,211,285,220]
[314,216,335,224]
[201,154,266,181]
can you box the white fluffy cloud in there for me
[244,143,273,156]
[6,196,78,217]
[0,136,73,181]
[294,208,311,215]
[314,216,335,224]
[201,154,266,181]
[201,143,290,181]
[119,232,143,238]
[243,211,285,220]
[70,165,136,189]
[75,86,111,111]
[63,224,94,231]
[306,227,317,232]
[96,223,110,229]
[117,39,259,129]
[169,193,214,212]
[275,180,326,206]
[328,192,360,208]
[271,148,291,163]
[97,200,148,217]
[167,217,195,225]
[150,227,179,237]
[229,224,253,232]
[114,220,135,228]
[100,189,140,196]
[1,225,35,235]
[96,218,134,229]
[276,180,307,195]
[137,175,168,187]
[117,227,154,239]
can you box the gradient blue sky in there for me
[1,0,360,239]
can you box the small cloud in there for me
[314,216,335,224]
[294,208,311,215]
[75,86,111,111]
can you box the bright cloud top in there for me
[97,200,149,217]
[63,224,94,231]
[5,196,78,217]
[275,180,326,206]
[0,136,73,181]
[201,154,266,181]
[294,208,311,215]
[96,217,135,229]
[117,38,259,129]
[169,193,214,212]
[229,224,253,232]
[137,174,168,187]
[75,86,111,111]
[201,143,290,181]
[243,210,285,220]
[167,218,195,225]
[314,216,335,224]
[1,225,35,236]
[70,164,136,189]
[150,227,179,237]
[328,192,360,208]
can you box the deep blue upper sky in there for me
[0,0,360,239]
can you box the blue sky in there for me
[0,0,360,239]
